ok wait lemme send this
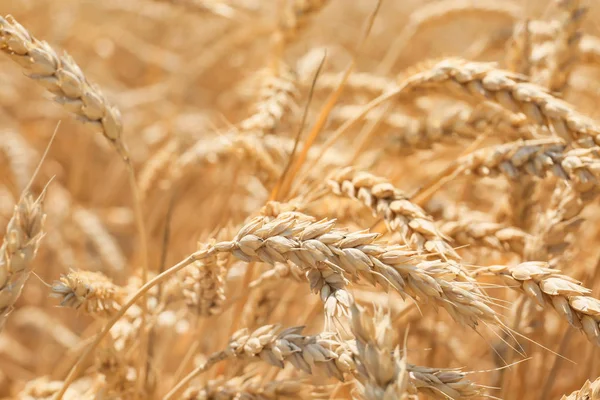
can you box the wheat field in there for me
[1,0,600,399]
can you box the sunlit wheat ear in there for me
[210,211,497,328]
[0,15,128,160]
[0,191,46,331]
[51,269,126,317]
[399,58,600,147]
[327,167,460,261]
[480,261,600,346]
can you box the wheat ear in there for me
[400,58,600,147]
[478,261,600,346]
[51,269,126,317]
[327,168,459,260]
[0,191,46,331]
[0,15,127,160]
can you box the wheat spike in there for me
[51,269,126,317]
[0,192,46,331]
[327,167,460,260]
[399,58,600,147]
[480,261,600,346]
[0,15,127,160]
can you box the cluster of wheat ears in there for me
[2,0,600,399]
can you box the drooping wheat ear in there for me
[455,139,600,196]
[561,377,600,400]
[579,35,600,65]
[478,262,600,346]
[183,241,229,317]
[399,58,600,147]
[183,376,326,400]
[165,325,355,399]
[211,211,496,328]
[0,15,128,161]
[238,63,298,135]
[350,304,410,399]
[279,0,330,42]
[332,104,531,153]
[404,365,484,400]
[327,167,460,260]
[536,0,587,91]
[439,220,529,254]
[51,269,126,317]
[0,192,46,331]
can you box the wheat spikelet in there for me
[51,269,126,317]
[0,191,46,331]
[400,58,600,147]
[0,15,127,160]
[561,377,600,400]
[479,261,600,346]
